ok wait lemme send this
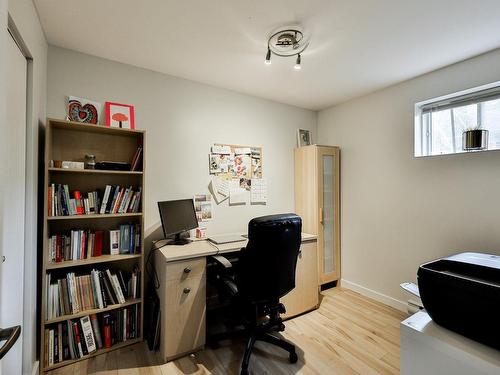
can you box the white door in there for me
[0,31,27,375]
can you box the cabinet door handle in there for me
[183,287,191,294]
[319,207,324,224]
[183,267,192,274]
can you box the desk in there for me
[154,233,318,362]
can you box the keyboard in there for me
[207,234,245,244]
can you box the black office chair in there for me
[209,213,302,375]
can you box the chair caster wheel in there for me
[289,351,298,364]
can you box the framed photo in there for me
[297,129,312,147]
[105,102,135,129]
[67,96,102,124]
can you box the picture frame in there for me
[297,128,312,147]
[105,102,135,129]
[67,96,102,124]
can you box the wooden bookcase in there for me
[40,118,146,372]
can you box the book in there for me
[130,146,142,171]
[119,225,130,254]
[110,230,120,255]
[100,185,112,214]
[103,313,112,348]
[107,186,120,214]
[101,271,118,305]
[90,314,103,349]
[66,320,76,359]
[53,327,59,363]
[58,323,63,363]
[72,321,84,357]
[48,329,54,366]
[91,270,103,309]
[80,315,97,353]
[106,269,126,304]
[98,272,109,307]
[117,270,128,297]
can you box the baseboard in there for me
[341,279,407,312]
[31,361,39,375]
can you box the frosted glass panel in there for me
[322,154,335,274]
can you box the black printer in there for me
[417,252,500,350]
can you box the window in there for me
[415,81,500,157]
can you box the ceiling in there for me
[34,0,500,110]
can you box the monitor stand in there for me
[168,232,192,246]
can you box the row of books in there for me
[110,224,141,255]
[48,184,142,217]
[46,266,141,319]
[48,224,141,263]
[44,306,140,367]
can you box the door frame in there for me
[7,15,38,375]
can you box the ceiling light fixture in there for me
[265,27,309,70]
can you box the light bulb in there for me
[294,54,301,70]
[265,48,272,65]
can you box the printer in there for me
[417,252,500,350]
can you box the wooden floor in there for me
[47,288,407,375]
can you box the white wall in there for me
[46,46,316,237]
[318,48,500,310]
[3,0,47,374]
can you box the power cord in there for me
[146,241,165,290]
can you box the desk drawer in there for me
[165,257,206,282]
[164,274,206,360]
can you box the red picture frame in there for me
[105,102,135,129]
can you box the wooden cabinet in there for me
[157,257,206,361]
[295,145,340,285]
[281,240,319,319]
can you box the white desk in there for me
[155,232,317,262]
[401,311,500,375]
[154,233,318,362]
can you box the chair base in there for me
[240,332,297,375]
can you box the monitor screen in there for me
[158,199,198,238]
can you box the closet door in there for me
[317,146,340,284]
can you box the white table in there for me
[401,311,500,375]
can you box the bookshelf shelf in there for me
[48,167,143,175]
[45,298,142,325]
[48,117,144,136]
[44,338,142,371]
[41,118,146,372]
[47,212,142,221]
[46,254,142,270]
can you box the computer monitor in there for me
[158,199,198,245]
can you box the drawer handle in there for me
[183,267,192,274]
[183,287,191,294]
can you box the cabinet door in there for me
[317,146,340,284]
[163,274,206,360]
[281,241,319,319]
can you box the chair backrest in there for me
[237,213,302,303]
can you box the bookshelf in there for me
[40,118,146,372]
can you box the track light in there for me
[265,48,272,65]
[294,54,301,70]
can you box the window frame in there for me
[414,80,500,157]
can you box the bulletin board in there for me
[208,143,267,205]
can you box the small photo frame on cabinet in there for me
[105,102,135,129]
[297,129,312,147]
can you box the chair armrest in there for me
[211,255,233,269]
